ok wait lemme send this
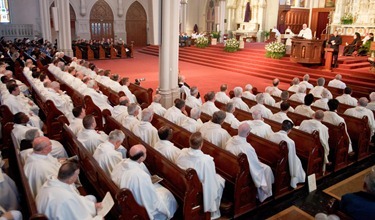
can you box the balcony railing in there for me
[0,24,34,39]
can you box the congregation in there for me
[0,37,375,220]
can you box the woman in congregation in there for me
[343,32,362,56]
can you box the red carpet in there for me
[92,43,375,97]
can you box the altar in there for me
[232,22,258,42]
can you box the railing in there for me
[0,24,34,39]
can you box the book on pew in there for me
[151,175,163,184]
[97,192,114,217]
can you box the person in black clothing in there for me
[328,30,342,68]
[343,32,361,56]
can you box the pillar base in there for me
[158,87,180,109]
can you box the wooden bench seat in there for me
[150,114,258,218]
[128,83,153,109]
[102,113,210,219]
[97,82,125,106]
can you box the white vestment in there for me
[132,121,160,147]
[224,112,241,129]
[154,140,181,163]
[294,105,315,118]
[287,85,300,93]
[199,121,231,149]
[68,118,84,135]
[269,131,306,188]
[367,102,375,111]
[336,94,358,106]
[176,148,224,218]
[225,136,274,202]
[312,98,329,110]
[324,111,353,153]
[24,153,61,198]
[164,106,188,126]
[215,92,230,104]
[44,88,74,121]
[118,85,137,104]
[344,106,375,136]
[246,120,274,139]
[111,159,178,220]
[180,117,203,133]
[0,170,20,210]
[263,93,276,106]
[77,129,108,154]
[328,79,346,89]
[231,97,250,112]
[299,119,330,164]
[93,141,123,176]
[112,105,128,122]
[298,27,312,39]
[309,86,333,99]
[269,112,294,124]
[289,93,306,103]
[200,101,220,116]
[274,101,295,112]
[249,104,273,119]
[121,115,140,131]
[148,102,167,116]
[242,91,256,100]
[83,88,113,112]
[185,96,202,108]
[36,177,100,220]
[299,81,313,89]
[265,86,282,97]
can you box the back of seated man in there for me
[215,84,230,104]
[154,126,181,163]
[180,107,203,132]
[111,144,178,219]
[368,92,375,111]
[289,84,307,103]
[132,108,159,147]
[288,77,300,93]
[147,94,167,116]
[341,166,375,219]
[265,78,282,97]
[201,91,220,116]
[164,98,188,126]
[344,97,375,137]
[294,93,315,118]
[224,102,241,129]
[312,88,330,110]
[299,74,313,89]
[231,87,250,112]
[249,93,273,119]
[77,114,108,154]
[185,86,202,108]
[328,74,346,89]
[242,84,255,100]
[336,87,358,106]
[270,101,294,124]
[246,110,274,139]
[199,110,231,149]
[176,132,225,219]
[275,90,295,112]
[36,160,103,219]
[309,77,333,99]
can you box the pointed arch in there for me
[90,0,114,40]
[126,1,147,46]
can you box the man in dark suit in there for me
[341,167,375,219]
[328,30,342,68]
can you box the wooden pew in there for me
[83,95,103,130]
[185,106,291,198]
[102,113,210,219]
[7,125,48,220]
[215,101,325,178]
[128,83,153,108]
[149,114,258,218]
[110,45,119,59]
[99,45,106,60]
[87,45,95,60]
[97,82,125,106]
[74,46,82,59]
[61,123,149,220]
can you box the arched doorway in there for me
[126,2,147,47]
[90,0,114,40]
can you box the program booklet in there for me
[97,192,115,217]
[151,175,163,184]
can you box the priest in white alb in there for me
[68,106,86,135]
[344,97,375,137]
[164,98,188,126]
[246,110,274,139]
[147,94,167,116]
[231,87,250,111]
[111,144,178,219]
[154,126,181,163]
[132,108,159,147]
[199,111,231,149]
[77,115,108,154]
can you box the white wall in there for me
[265,0,280,32]
[9,0,42,37]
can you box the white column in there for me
[118,0,124,17]
[39,0,52,42]
[159,0,180,108]
[56,0,73,56]
[80,0,86,16]
[227,7,232,32]
[219,0,226,42]
[180,0,188,33]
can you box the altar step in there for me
[139,44,375,97]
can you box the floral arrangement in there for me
[211,31,221,40]
[341,13,353,25]
[224,38,240,52]
[195,36,209,48]
[265,42,286,59]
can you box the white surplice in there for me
[112,105,128,122]
[269,131,306,188]
[24,153,61,198]
[0,170,20,210]
[132,121,160,147]
[269,112,294,124]
[312,98,329,110]
[215,92,230,104]
[289,93,306,103]
[148,102,167,116]
[309,86,333,99]
[36,176,100,220]
[231,97,250,112]
[200,101,220,116]
[246,120,274,139]
[242,91,256,100]
[249,104,273,119]
[299,119,330,164]
[77,129,108,154]
[121,115,140,131]
[328,79,346,89]
[344,106,375,136]
[83,88,113,112]
[154,140,181,163]
[336,94,358,106]
[225,135,274,202]
[224,112,241,129]
[324,111,353,153]
[176,148,225,219]
[199,121,231,149]
[294,105,315,118]
[185,96,202,109]
[93,141,123,176]
[111,159,178,220]
[164,106,188,126]
[68,118,84,135]
[180,117,203,133]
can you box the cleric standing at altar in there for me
[298,24,312,40]
[328,31,342,68]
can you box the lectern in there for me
[290,38,325,64]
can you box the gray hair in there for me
[190,107,201,120]
[280,91,289,101]
[25,129,40,141]
[244,84,253,91]
[292,77,300,85]
[252,110,262,120]
[303,74,310,81]
[141,108,154,121]
[238,122,251,138]
[358,97,368,107]
[212,110,226,124]
[335,74,342,80]
[127,103,140,115]
[233,87,243,97]
[108,129,125,142]
[255,93,265,104]
[317,77,325,86]
[190,86,199,96]
[370,92,375,102]
[226,102,235,113]
[365,166,375,194]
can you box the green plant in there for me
[195,36,209,48]
[265,42,286,59]
[341,13,353,25]
[224,38,240,52]
[211,31,221,40]
[262,30,270,38]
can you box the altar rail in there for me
[0,24,34,40]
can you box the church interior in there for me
[0,0,375,219]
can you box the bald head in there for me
[33,136,52,154]
[335,74,342,80]
[358,97,369,107]
[119,96,129,106]
[314,110,324,121]
[238,122,251,138]
[370,92,375,102]
[252,110,263,120]
[129,144,146,162]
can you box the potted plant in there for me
[341,13,353,25]
[195,36,209,48]
[211,31,221,45]
[265,42,286,59]
[224,38,240,52]
[262,30,270,41]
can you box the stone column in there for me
[39,0,52,42]
[80,0,86,16]
[332,0,344,25]
[219,0,226,42]
[227,7,233,32]
[159,0,180,108]
[56,0,73,56]
[118,0,124,17]
[180,0,188,33]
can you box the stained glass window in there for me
[0,0,10,23]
